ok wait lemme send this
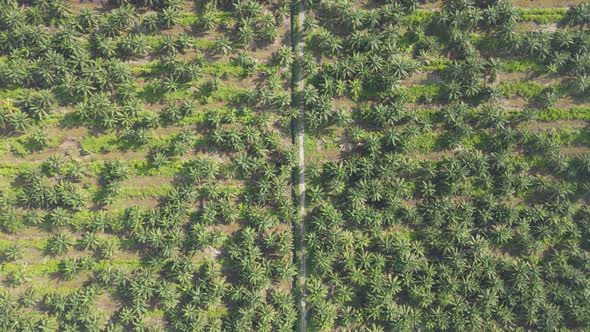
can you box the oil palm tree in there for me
[3,243,24,261]
[8,111,30,132]
[46,232,74,256]
[141,11,160,33]
[201,7,218,31]
[77,8,98,33]
[213,37,233,55]
[160,7,179,28]
[565,3,590,26]
[7,264,31,287]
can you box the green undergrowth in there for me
[404,84,444,103]
[178,11,233,28]
[0,88,24,99]
[0,237,47,250]
[304,134,316,156]
[418,58,544,76]
[119,184,172,200]
[203,61,247,77]
[403,8,568,26]
[81,130,194,155]
[0,162,33,176]
[501,59,545,73]
[177,111,206,125]
[499,81,547,98]
[0,158,187,179]
[421,58,451,72]
[1,258,141,275]
[537,107,590,121]
[178,12,199,27]
[547,127,590,147]
[142,35,216,52]
[517,8,568,24]
[349,8,543,28]
[80,133,128,154]
[404,10,436,26]
[128,61,163,76]
[131,60,248,78]
[407,131,440,153]
[0,234,134,252]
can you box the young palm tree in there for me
[314,29,342,56]
[98,240,118,259]
[59,258,81,281]
[77,8,98,33]
[46,232,74,256]
[8,111,30,132]
[93,36,118,58]
[19,287,38,307]
[565,3,590,26]
[26,89,55,120]
[46,207,72,228]
[213,37,233,55]
[160,7,179,28]
[7,264,31,287]
[237,23,255,46]
[573,74,589,94]
[3,242,24,261]
[160,35,178,55]
[28,130,50,150]
[79,232,100,251]
[141,11,160,33]
[47,0,72,21]
[118,34,149,57]
[201,8,218,31]
[0,208,24,234]
[101,160,129,183]
[486,57,501,82]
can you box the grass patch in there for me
[203,61,246,77]
[537,107,590,121]
[517,8,567,24]
[0,163,33,176]
[408,131,440,153]
[80,133,121,154]
[2,258,141,275]
[404,84,444,103]
[304,135,316,156]
[119,184,172,200]
[178,12,199,27]
[501,59,545,73]
[0,238,47,250]
[143,35,216,52]
[404,10,436,26]
[129,61,163,76]
[499,81,546,98]
[177,111,206,125]
[0,88,25,99]
[545,127,590,147]
[421,58,451,72]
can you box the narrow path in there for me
[295,1,307,331]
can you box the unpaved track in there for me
[295,0,307,331]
